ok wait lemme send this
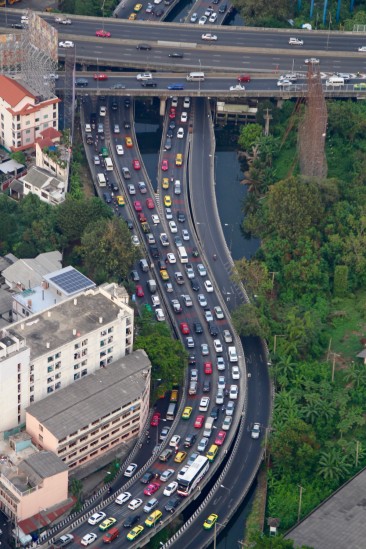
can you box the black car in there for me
[111,101,118,111]
[169,52,184,58]
[124,121,131,129]
[219,3,227,12]
[184,433,197,447]
[203,380,211,393]
[190,278,200,292]
[208,322,219,337]
[165,497,181,513]
[125,219,134,230]
[140,471,154,484]
[169,121,176,130]
[210,407,220,420]
[141,80,158,88]
[75,78,88,87]
[123,515,140,528]
[150,246,160,259]
[155,8,164,16]
[177,211,186,223]
[188,354,196,365]
[124,99,131,108]
[136,43,152,50]
[158,260,166,270]
[194,322,203,334]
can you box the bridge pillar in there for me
[160,97,166,116]
[276,99,284,108]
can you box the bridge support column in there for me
[160,97,166,116]
[276,99,284,108]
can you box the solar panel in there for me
[48,268,95,296]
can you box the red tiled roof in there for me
[0,75,35,108]
[35,137,55,148]
[41,127,61,139]
[18,497,75,534]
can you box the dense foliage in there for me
[235,99,366,532]
[60,0,119,17]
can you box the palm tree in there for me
[318,447,351,482]
[344,363,366,389]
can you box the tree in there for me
[250,532,312,548]
[318,447,351,482]
[56,195,112,243]
[10,151,26,165]
[231,302,269,338]
[232,257,272,298]
[238,123,262,150]
[80,217,138,283]
[333,265,349,297]
[343,363,366,389]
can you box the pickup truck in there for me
[53,535,74,547]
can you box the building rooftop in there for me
[26,350,151,439]
[286,467,366,549]
[21,451,68,479]
[20,166,61,191]
[8,287,131,359]
[3,251,62,289]
[0,75,35,108]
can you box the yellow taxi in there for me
[116,195,125,206]
[145,510,162,528]
[99,517,117,531]
[125,136,133,148]
[162,178,170,189]
[164,195,172,207]
[203,513,218,530]
[174,451,187,463]
[175,153,183,166]
[126,525,144,540]
[134,3,142,11]
[160,269,169,281]
[182,406,192,420]
[128,13,137,20]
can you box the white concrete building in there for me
[20,166,66,205]
[2,251,62,292]
[0,75,60,152]
[0,284,134,435]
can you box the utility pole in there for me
[329,352,340,382]
[263,108,273,136]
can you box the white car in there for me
[113,124,120,134]
[201,343,209,356]
[169,221,178,233]
[160,468,175,482]
[204,310,213,322]
[155,308,165,322]
[251,423,261,439]
[182,294,193,307]
[184,97,190,108]
[94,156,100,165]
[169,435,181,447]
[222,415,232,431]
[81,533,97,547]
[152,214,160,224]
[199,396,210,411]
[229,384,239,399]
[197,264,207,276]
[209,12,218,23]
[199,15,207,24]
[232,366,240,380]
[223,330,232,343]
[202,33,217,41]
[167,252,176,264]
[164,481,178,496]
[197,437,209,452]
[59,41,74,48]
[124,463,138,477]
[115,492,131,505]
[177,466,189,480]
[216,390,224,405]
[277,79,292,87]
[177,127,184,138]
[165,208,173,220]
[59,18,72,24]
[218,376,226,391]
[88,512,106,525]
[230,84,245,91]
[128,498,143,510]
[214,339,223,353]
[185,264,195,278]
[128,184,136,194]
[131,234,140,246]
[304,57,320,64]
[204,280,214,293]
[181,112,188,123]
[182,229,190,241]
[358,46,366,52]
[136,72,153,81]
[214,306,224,320]
[190,12,198,22]
[152,295,160,307]
[186,336,195,348]
[289,37,303,45]
[99,106,107,117]
[217,357,225,371]
[116,144,124,155]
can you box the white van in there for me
[104,157,113,171]
[177,246,188,263]
[186,72,205,82]
[326,76,344,86]
[97,173,106,187]
[228,346,238,363]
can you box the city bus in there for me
[177,456,209,496]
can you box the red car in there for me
[194,415,205,429]
[134,201,142,212]
[95,29,111,37]
[180,322,190,335]
[138,212,147,222]
[204,362,212,375]
[161,159,169,171]
[143,482,160,496]
[169,107,176,119]
[93,73,108,80]
[150,412,161,426]
[132,159,141,170]
[146,198,155,209]
[136,285,144,297]
[237,74,251,83]
[215,430,227,446]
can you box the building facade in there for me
[0,75,59,152]
[0,285,134,435]
[26,350,151,470]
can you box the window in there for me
[74,343,80,350]
[74,373,80,380]
[39,434,43,442]
[30,395,34,403]
[44,114,49,119]
[47,387,53,394]
[74,364,80,370]
[81,369,87,377]
[39,424,43,432]
[47,377,54,383]
[30,386,34,392]
[82,339,88,347]
[55,352,61,359]
[47,366,53,373]
[108,327,113,333]
[25,129,30,134]
[17,363,21,373]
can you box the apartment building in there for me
[0,75,60,152]
[26,350,151,469]
[0,284,134,435]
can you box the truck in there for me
[53,535,74,548]
[90,112,97,128]
[147,280,157,294]
[204,417,215,438]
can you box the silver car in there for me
[197,437,209,452]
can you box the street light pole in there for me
[199,59,202,96]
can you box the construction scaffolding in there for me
[298,64,328,179]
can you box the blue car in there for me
[167,83,185,90]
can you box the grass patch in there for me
[327,290,366,359]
